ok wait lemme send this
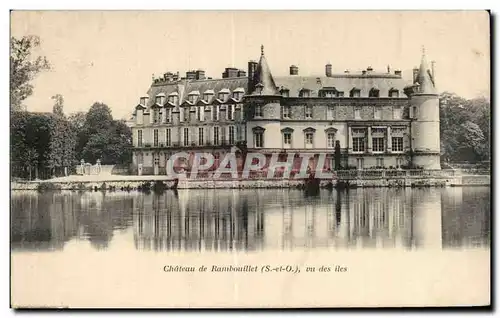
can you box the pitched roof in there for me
[415,50,437,95]
[250,45,279,96]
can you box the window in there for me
[319,90,336,98]
[396,157,404,168]
[168,95,178,104]
[337,92,345,97]
[198,106,204,121]
[153,129,159,147]
[327,133,335,148]
[305,132,314,145]
[213,127,220,146]
[392,137,404,152]
[374,107,381,120]
[232,92,244,100]
[183,128,189,146]
[283,132,292,145]
[282,105,291,118]
[165,108,172,123]
[376,158,384,167]
[369,89,380,98]
[356,158,364,170]
[350,89,361,98]
[203,93,212,102]
[354,107,361,119]
[228,104,235,120]
[254,132,264,148]
[389,90,399,98]
[305,106,312,119]
[353,137,365,153]
[198,127,204,146]
[327,106,335,119]
[213,106,219,121]
[411,106,418,118]
[299,89,311,98]
[138,130,143,147]
[166,128,171,147]
[152,109,161,123]
[281,89,290,97]
[218,92,228,101]
[372,137,385,152]
[393,106,402,119]
[255,105,263,117]
[228,126,235,144]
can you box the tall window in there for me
[213,127,220,146]
[374,107,381,120]
[372,137,385,152]
[165,108,172,123]
[392,137,404,152]
[166,128,171,147]
[153,129,159,147]
[183,128,189,146]
[254,132,264,148]
[353,137,365,153]
[327,106,335,119]
[354,107,361,119]
[305,106,312,119]
[198,127,204,145]
[228,126,235,144]
[393,106,402,119]
[327,133,335,148]
[305,132,314,145]
[213,106,219,121]
[283,132,292,146]
[138,129,143,147]
[255,105,263,117]
[198,106,205,121]
[228,104,235,120]
[282,105,291,119]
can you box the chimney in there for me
[289,65,299,75]
[362,70,367,75]
[387,65,391,73]
[173,72,179,81]
[195,70,206,80]
[394,69,402,77]
[366,66,373,74]
[344,69,350,74]
[238,70,247,77]
[325,63,332,77]
[412,67,419,84]
[247,60,258,92]
[186,71,196,80]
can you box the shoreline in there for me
[11,174,490,191]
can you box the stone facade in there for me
[130,47,441,175]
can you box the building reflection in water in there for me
[10,187,490,252]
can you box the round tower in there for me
[244,45,282,150]
[410,50,441,170]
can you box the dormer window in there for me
[350,88,361,98]
[168,93,179,105]
[319,88,337,98]
[140,97,148,106]
[280,89,290,97]
[232,91,244,100]
[254,83,264,95]
[188,94,197,104]
[389,89,399,98]
[218,92,229,101]
[299,89,311,98]
[369,88,380,98]
[203,93,213,102]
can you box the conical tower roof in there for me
[250,45,279,96]
[416,48,437,95]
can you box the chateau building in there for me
[130,45,440,175]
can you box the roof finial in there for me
[261,45,264,56]
[421,45,426,57]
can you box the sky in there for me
[11,11,490,120]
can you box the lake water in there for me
[11,187,490,253]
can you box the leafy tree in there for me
[439,92,490,163]
[10,35,51,112]
[51,94,64,116]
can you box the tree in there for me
[439,92,490,163]
[10,35,51,112]
[51,94,64,116]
